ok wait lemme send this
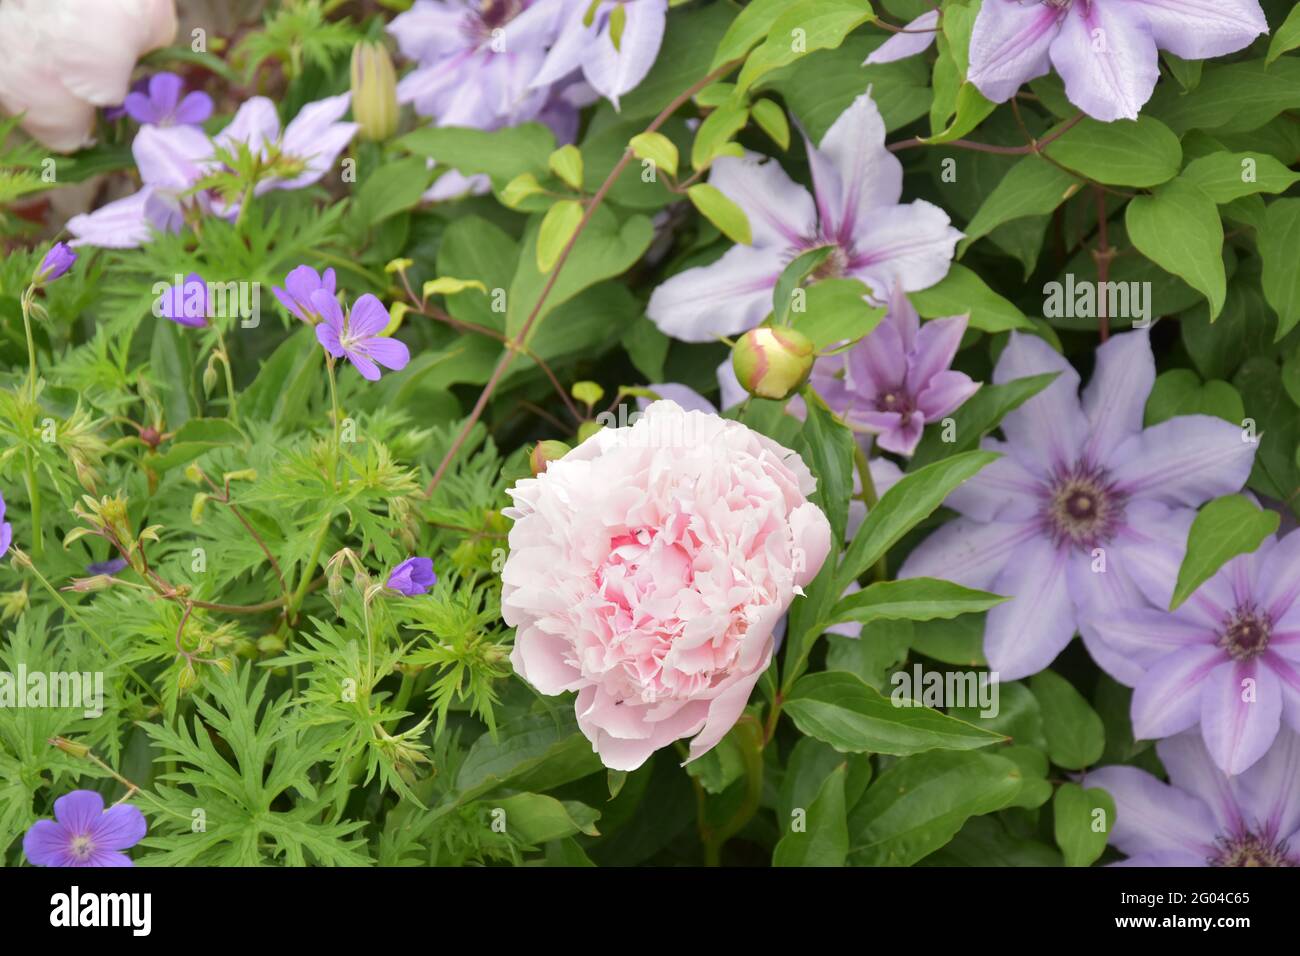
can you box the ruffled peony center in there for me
[1218,603,1272,663]
[1041,461,1127,552]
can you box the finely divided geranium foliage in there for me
[1,0,1299,870]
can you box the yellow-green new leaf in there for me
[629,131,678,178]
[548,145,584,191]
[751,98,791,150]
[687,183,752,245]
[536,200,585,273]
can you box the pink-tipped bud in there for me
[731,327,815,401]
[529,440,570,476]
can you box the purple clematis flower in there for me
[33,242,77,285]
[1087,729,1300,866]
[0,491,12,558]
[313,291,410,381]
[805,285,979,457]
[968,0,1269,122]
[899,329,1257,681]
[123,72,213,127]
[86,557,129,576]
[532,0,666,109]
[387,557,437,596]
[156,272,208,328]
[272,265,337,324]
[23,790,147,867]
[646,92,962,343]
[1088,528,1300,776]
[67,96,357,249]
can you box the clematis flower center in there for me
[1209,831,1294,867]
[69,833,96,861]
[466,0,525,41]
[1042,463,1126,551]
[875,391,914,415]
[811,244,851,280]
[1218,604,1273,662]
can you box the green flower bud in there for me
[529,439,570,476]
[731,327,815,401]
[350,41,399,142]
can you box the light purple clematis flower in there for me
[532,0,666,109]
[387,557,437,596]
[0,490,12,558]
[67,96,357,248]
[156,272,208,328]
[1087,729,1300,866]
[646,92,962,343]
[1088,528,1300,776]
[33,242,77,285]
[864,10,941,65]
[805,284,979,457]
[123,72,213,127]
[313,291,410,381]
[899,328,1257,681]
[271,265,337,324]
[23,790,147,867]
[967,0,1269,122]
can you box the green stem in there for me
[214,327,239,424]
[286,516,332,627]
[702,716,765,866]
[233,182,255,231]
[326,355,346,491]
[23,556,162,707]
[853,442,888,582]
[20,286,38,404]
[24,454,42,560]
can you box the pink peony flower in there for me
[502,400,831,771]
[0,0,177,152]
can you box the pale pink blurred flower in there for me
[0,0,177,152]
[502,400,831,771]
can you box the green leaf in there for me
[547,144,584,191]
[961,156,1081,251]
[1029,671,1105,770]
[911,372,1058,468]
[751,98,791,150]
[242,325,322,428]
[710,0,793,69]
[535,200,584,273]
[1146,58,1300,136]
[1171,495,1280,610]
[399,123,554,185]
[784,671,1005,756]
[908,264,1032,332]
[628,131,678,178]
[691,101,749,170]
[922,83,996,145]
[1178,152,1300,204]
[773,763,848,867]
[1267,5,1300,63]
[351,156,434,226]
[1144,369,1244,427]
[824,578,1006,629]
[848,751,1024,865]
[773,245,833,322]
[1053,783,1115,868]
[735,0,876,94]
[491,793,600,844]
[686,183,752,245]
[1043,116,1182,187]
[797,389,856,547]
[791,278,885,349]
[1125,180,1225,319]
[1259,198,1300,339]
[836,450,999,591]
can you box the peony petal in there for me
[1048,0,1160,122]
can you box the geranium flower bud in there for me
[731,327,815,401]
[350,41,399,142]
[529,440,570,476]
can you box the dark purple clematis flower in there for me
[967,0,1269,122]
[899,329,1257,681]
[123,72,213,127]
[1088,528,1300,776]
[313,291,410,381]
[647,92,961,342]
[272,265,337,323]
[86,557,128,576]
[23,790,147,867]
[387,557,437,596]
[804,285,979,457]
[156,272,208,328]
[0,491,12,558]
[1087,729,1300,866]
[33,242,77,285]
